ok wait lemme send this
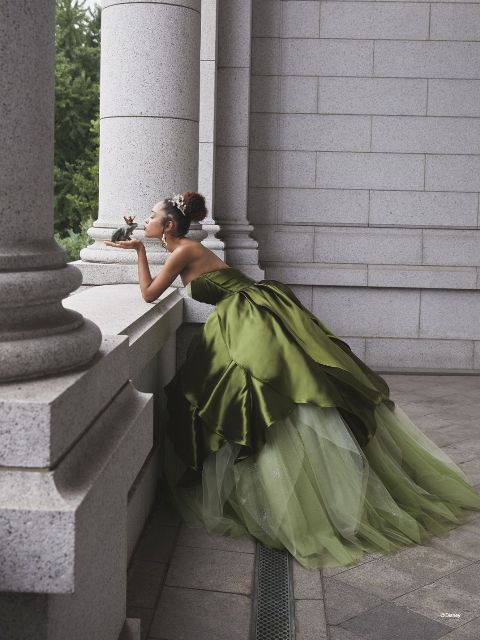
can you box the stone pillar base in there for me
[0,336,153,640]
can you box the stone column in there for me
[198,0,224,257]
[0,0,102,382]
[214,1,264,279]
[78,0,202,284]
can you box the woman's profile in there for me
[104,190,480,570]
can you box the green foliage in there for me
[55,0,100,239]
[54,215,95,262]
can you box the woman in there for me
[105,191,480,570]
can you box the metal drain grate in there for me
[251,543,295,639]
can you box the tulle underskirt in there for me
[163,401,480,570]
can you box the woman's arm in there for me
[103,239,190,303]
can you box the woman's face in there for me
[144,203,166,238]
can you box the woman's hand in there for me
[103,239,144,252]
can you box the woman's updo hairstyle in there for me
[161,191,208,237]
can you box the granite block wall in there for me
[248,0,480,369]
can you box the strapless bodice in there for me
[183,267,256,305]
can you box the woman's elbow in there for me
[142,291,157,303]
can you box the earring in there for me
[161,231,167,249]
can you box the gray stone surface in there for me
[339,601,451,640]
[0,335,128,467]
[0,0,101,381]
[320,1,429,40]
[292,560,323,599]
[150,586,251,640]
[165,545,255,594]
[80,0,202,275]
[177,523,255,553]
[295,599,328,640]
[323,577,385,626]
[374,41,480,79]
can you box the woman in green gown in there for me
[105,191,480,570]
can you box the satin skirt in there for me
[163,400,480,570]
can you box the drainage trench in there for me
[251,542,295,639]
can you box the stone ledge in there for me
[0,382,153,593]
[0,335,129,468]
[264,262,480,290]
[64,284,184,377]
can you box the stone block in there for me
[0,335,128,467]
[100,3,200,120]
[428,80,480,117]
[339,601,451,640]
[281,76,318,113]
[279,188,369,225]
[425,155,480,192]
[314,227,422,265]
[253,225,315,262]
[264,263,367,286]
[320,1,429,40]
[177,523,256,553]
[150,586,252,640]
[165,546,255,594]
[424,230,480,267]
[249,112,278,150]
[215,146,249,216]
[248,187,278,224]
[312,287,420,338]
[394,581,480,629]
[294,599,327,640]
[282,1,320,38]
[372,116,480,154]
[278,151,316,187]
[64,284,183,380]
[370,191,477,228]
[292,560,323,599]
[127,559,167,608]
[102,0,199,7]
[431,4,480,41]
[288,284,314,310]
[118,618,141,640]
[218,0,251,67]
[200,0,216,61]
[249,150,277,188]
[318,77,427,115]
[0,381,153,638]
[278,114,371,152]
[251,37,281,75]
[366,338,474,370]
[374,41,480,79]
[252,0,281,37]
[127,445,161,562]
[250,75,280,113]
[420,290,480,339]
[282,39,373,76]
[367,265,477,289]
[216,67,250,147]
[323,576,384,626]
[316,152,424,190]
[199,60,216,142]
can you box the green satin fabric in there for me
[164,267,395,488]
[163,267,480,569]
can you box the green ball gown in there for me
[162,266,480,570]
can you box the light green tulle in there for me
[163,400,480,570]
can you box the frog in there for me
[110,216,138,242]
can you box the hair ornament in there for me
[168,193,187,216]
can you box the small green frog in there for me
[111,216,138,242]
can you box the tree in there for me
[54,0,100,259]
